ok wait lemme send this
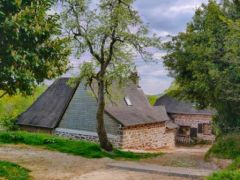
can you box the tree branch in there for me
[100,35,108,60]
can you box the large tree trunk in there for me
[96,79,113,151]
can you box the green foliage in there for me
[62,0,161,87]
[0,86,46,130]
[206,134,240,180]
[207,157,240,180]
[0,160,30,180]
[0,0,70,96]
[207,170,240,180]
[147,95,160,105]
[163,0,240,133]
[0,131,162,160]
[206,133,240,160]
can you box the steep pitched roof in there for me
[17,79,171,129]
[105,83,170,126]
[17,78,78,129]
[154,95,213,115]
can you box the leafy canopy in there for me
[163,0,240,133]
[62,0,161,88]
[0,0,70,97]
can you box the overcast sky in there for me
[66,0,209,95]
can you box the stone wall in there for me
[55,128,121,148]
[121,123,175,150]
[171,113,215,141]
[171,114,212,127]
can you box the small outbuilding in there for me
[18,78,177,150]
[154,95,215,143]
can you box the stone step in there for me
[107,162,215,178]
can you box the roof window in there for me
[124,96,132,106]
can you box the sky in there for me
[65,0,209,95]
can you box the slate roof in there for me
[154,94,214,115]
[18,78,172,129]
[104,83,170,126]
[17,78,78,129]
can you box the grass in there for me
[0,161,30,180]
[0,131,161,160]
[206,133,240,180]
[0,87,46,130]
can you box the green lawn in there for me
[0,161,30,180]
[0,131,161,160]
[206,133,240,180]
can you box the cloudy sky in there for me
[67,0,209,95]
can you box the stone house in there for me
[154,95,215,144]
[17,78,177,150]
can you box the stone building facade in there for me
[18,78,177,150]
[121,122,176,150]
[55,122,176,150]
[171,114,215,143]
[155,95,215,144]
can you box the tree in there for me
[163,0,240,134]
[62,0,160,151]
[0,0,70,98]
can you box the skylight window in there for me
[124,96,132,106]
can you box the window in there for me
[190,128,198,138]
[198,124,203,133]
[124,96,132,106]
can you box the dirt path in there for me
[140,145,218,170]
[0,145,191,180]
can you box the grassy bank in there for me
[206,133,240,180]
[206,133,240,160]
[0,161,30,180]
[0,87,46,130]
[0,131,161,160]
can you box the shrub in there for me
[207,134,240,180]
[206,133,240,159]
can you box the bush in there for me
[207,134,240,180]
[207,158,240,180]
[206,133,240,160]
[0,87,46,130]
[0,161,30,180]
[1,115,19,131]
